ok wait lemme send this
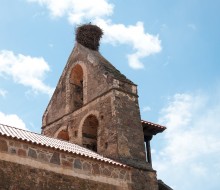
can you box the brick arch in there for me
[54,126,69,141]
[66,61,88,112]
[78,111,99,152]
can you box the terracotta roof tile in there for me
[141,120,166,129]
[0,123,127,167]
[141,120,166,135]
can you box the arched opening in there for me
[70,64,83,111]
[57,130,69,141]
[82,115,98,152]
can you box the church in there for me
[0,24,171,190]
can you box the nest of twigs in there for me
[76,24,103,51]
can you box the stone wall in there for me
[0,160,122,190]
[111,90,148,169]
[38,42,159,190]
[0,137,131,190]
[131,168,159,190]
[42,88,148,170]
[42,90,117,159]
[42,88,149,170]
[42,43,136,128]
[41,42,148,167]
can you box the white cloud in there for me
[0,50,54,96]
[154,92,220,189]
[142,106,151,112]
[0,112,27,130]
[0,89,7,97]
[95,19,162,69]
[27,0,162,69]
[28,0,114,24]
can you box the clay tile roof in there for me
[0,123,127,167]
[141,120,166,135]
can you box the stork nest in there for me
[76,24,103,51]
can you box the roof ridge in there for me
[141,120,166,129]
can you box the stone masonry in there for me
[0,24,161,190]
[42,42,148,170]
[40,24,159,190]
[0,136,132,190]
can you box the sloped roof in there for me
[158,180,173,190]
[95,51,134,85]
[75,43,135,85]
[0,123,127,167]
[141,120,166,135]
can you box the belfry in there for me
[0,24,171,190]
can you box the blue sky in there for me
[0,0,220,189]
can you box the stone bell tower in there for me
[42,24,148,169]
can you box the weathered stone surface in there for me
[0,160,119,190]
[92,163,100,175]
[0,139,8,152]
[41,44,146,169]
[9,147,16,154]
[67,157,74,162]
[125,171,131,181]
[83,161,91,172]
[111,170,119,178]
[23,144,28,149]
[50,152,60,165]
[74,158,82,169]
[14,141,21,148]
[102,168,111,177]
[18,149,26,157]
[28,148,37,159]
[119,169,127,179]
[0,168,10,189]
[61,153,66,158]
[62,160,72,168]
[38,152,49,162]
[38,27,160,190]
[130,168,158,190]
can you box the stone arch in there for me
[66,62,88,112]
[70,64,83,110]
[82,115,99,152]
[78,111,99,152]
[54,126,69,141]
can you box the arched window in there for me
[82,115,98,152]
[57,130,69,141]
[70,64,83,111]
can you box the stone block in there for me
[62,160,72,168]
[28,148,37,159]
[83,161,91,173]
[92,163,100,175]
[0,159,120,190]
[0,139,8,152]
[38,152,49,162]
[9,147,16,154]
[74,158,82,169]
[50,152,60,165]
[18,149,26,157]
[111,170,119,179]
[102,168,111,177]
